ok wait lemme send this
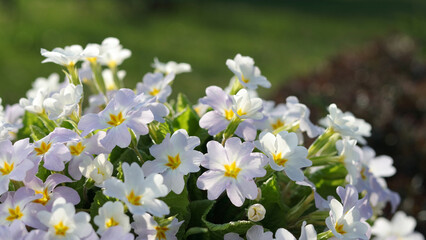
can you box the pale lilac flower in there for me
[325,197,370,240]
[275,221,317,240]
[336,185,372,221]
[24,174,80,209]
[199,86,257,141]
[134,93,169,123]
[103,162,169,216]
[66,131,108,180]
[197,138,267,207]
[226,54,271,89]
[31,128,77,171]
[152,58,191,75]
[193,102,209,117]
[372,211,424,240]
[2,103,25,139]
[225,225,273,240]
[94,201,130,236]
[132,213,183,240]
[41,45,84,67]
[79,153,113,187]
[142,129,203,194]
[100,226,134,240]
[320,104,371,144]
[232,89,263,120]
[0,187,45,228]
[255,131,311,181]
[136,72,175,103]
[0,122,13,141]
[336,138,361,185]
[43,83,83,120]
[84,93,107,114]
[0,138,34,195]
[358,146,396,179]
[0,221,29,240]
[37,197,93,240]
[78,89,154,151]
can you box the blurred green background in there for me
[0,0,425,104]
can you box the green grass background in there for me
[0,0,425,105]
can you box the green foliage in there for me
[17,111,50,141]
[148,119,174,144]
[309,163,347,199]
[89,191,113,230]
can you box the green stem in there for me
[318,230,334,240]
[90,61,107,95]
[229,77,243,95]
[129,130,144,163]
[222,117,242,145]
[307,127,336,158]
[309,155,341,166]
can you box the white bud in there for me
[247,203,266,222]
[255,188,262,201]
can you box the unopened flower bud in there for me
[247,203,266,222]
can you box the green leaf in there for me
[148,119,174,144]
[17,111,50,141]
[176,93,193,113]
[309,163,347,199]
[109,147,139,181]
[160,184,191,239]
[259,175,289,231]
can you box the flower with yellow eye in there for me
[94,201,130,236]
[136,72,175,103]
[226,54,271,90]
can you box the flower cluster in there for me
[0,37,422,240]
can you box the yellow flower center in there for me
[107,61,117,69]
[126,190,142,206]
[272,152,288,167]
[224,109,234,121]
[69,142,86,156]
[224,161,241,179]
[360,167,367,180]
[155,226,169,240]
[54,221,69,236]
[237,108,246,117]
[149,88,161,96]
[34,142,52,156]
[241,74,250,83]
[86,57,97,63]
[271,119,284,130]
[105,217,119,228]
[6,206,23,221]
[335,222,347,235]
[165,154,181,170]
[107,112,125,126]
[0,161,14,176]
[34,188,51,205]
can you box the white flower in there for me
[325,198,369,240]
[152,58,191,75]
[255,131,311,182]
[232,89,263,120]
[336,138,361,185]
[320,104,371,144]
[372,211,424,240]
[103,162,169,216]
[225,225,273,240]
[19,89,48,114]
[79,153,113,187]
[247,204,266,222]
[102,69,126,91]
[41,45,83,67]
[132,213,183,240]
[94,201,130,236]
[275,221,317,240]
[37,198,93,240]
[97,37,131,68]
[43,84,83,120]
[226,54,271,89]
[136,72,175,103]
[358,146,396,178]
[142,129,203,194]
[26,73,62,99]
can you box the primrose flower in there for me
[94,201,130,236]
[325,198,370,240]
[0,138,34,195]
[142,129,203,194]
[78,88,154,151]
[97,37,131,68]
[275,221,317,240]
[197,138,267,207]
[247,203,266,222]
[232,89,263,120]
[226,54,271,89]
[255,131,311,181]
[2,103,24,139]
[321,104,371,144]
[103,162,169,216]
[0,187,45,228]
[43,83,83,120]
[199,86,257,141]
[336,138,361,185]
[0,221,29,240]
[24,174,80,209]
[136,72,175,103]
[79,153,113,187]
[41,45,83,67]
[132,213,183,240]
[37,197,93,240]
[225,225,273,240]
[152,57,192,75]
[100,226,135,240]
[32,128,77,171]
[19,89,49,114]
[358,146,396,179]
[372,211,424,240]
[102,68,126,91]
[336,185,372,221]
[25,73,62,100]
